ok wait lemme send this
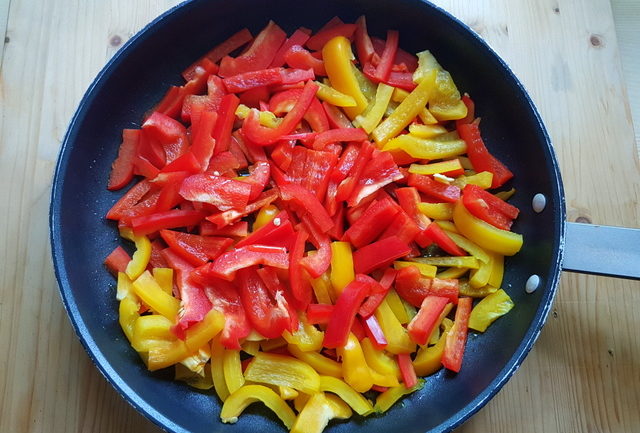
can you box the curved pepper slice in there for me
[288,344,342,378]
[244,352,320,394]
[319,375,375,416]
[413,317,453,376]
[220,385,297,429]
[291,392,353,433]
[468,289,514,332]
[120,228,151,280]
[338,333,374,393]
[442,297,472,373]
[373,380,424,413]
[132,271,180,321]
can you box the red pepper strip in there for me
[353,236,411,275]
[155,172,188,212]
[394,266,426,306]
[395,187,432,248]
[284,45,326,76]
[372,30,399,82]
[218,21,287,77]
[279,183,334,233]
[425,222,467,256]
[149,240,169,269]
[335,140,375,203]
[270,88,329,133]
[407,296,450,345]
[160,249,212,337]
[238,161,269,200]
[256,267,299,333]
[200,220,248,237]
[318,16,345,32]
[323,279,370,348]
[207,75,227,108]
[407,173,461,203]
[117,190,162,226]
[238,86,270,109]
[209,94,240,156]
[154,86,183,119]
[343,198,400,248]
[160,151,201,175]
[228,134,249,169]
[300,215,332,278]
[362,315,388,349]
[234,130,267,163]
[106,180,152,220]
[371,37,418,72]
[280,68,316,85]
[137,131,166,170]
[270,139,296,171]
[312,127,368,151]
[236,213,295,250]
[104,246,131,275]
[456,94,475,127]
[159,229,233,266]
[286,146,307,185]
[301,149,337,200]
[108,129,140,190]
[354,16,375,65]
[347,150,403,207]
[364,63,417,91]
[223,68,284,93]
[289,228,311,310]
[306,303,334,325]
[305,98,331,133]
[351,318,367,341]
[270,28,312,67]
[207,151,241,176]
[133,155,160,179]
[306,23,357,51]
[322,101,353,129]
[131,210,205,236]
[179,173,251,212]
[327,203,346,240]
[457,122,513,188]
[142,111,189,164]
[325,144,359,216]
[242,81,319,145]
[358,268,396,317]
[183,28,253,81]
[462,184,519,230]
[206,188,278,228]
[397,353,418,388]
[192,271,251,350]
[442,297,472,373]
[208,245,289,281]
[189,111,217,171]
[379,210,422,245]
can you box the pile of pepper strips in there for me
[103,16,523,433]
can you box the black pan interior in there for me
[50,0,565,432]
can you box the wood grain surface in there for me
[1,1,638,432]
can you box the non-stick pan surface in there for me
[50,0,565,432]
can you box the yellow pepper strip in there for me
[260,336,287,352]
[330,241,354,297]
[384,289,412,325]
[180,345,210,375]
[408,123,448,138]
[184,309,225,352]
[430,98,467,121]
[361,338,401,379]
[452,171,493,190]
[458,280,498,298]
[322,36,369,119]
[175,362,214,390]
[392,87,410,102]
[417,202,454,220]
[133,271,180,320]
[152,268,174,295]
[131,314,173,352]
[371,69,436,145]
[147,340,190,371]
[338,333,374,393]
[413,318,453,376]
[351,64,377,102]
[469,289,514,332]
[314,81,357,107]
[469,253,493,289]
[369,368,400,387]
[325,393,353,419]
[253,204,279,231]
[278,386,298,400]
[444,231,490,264]
[413,50,441,84]
[409,159,463,176]
[244,352,320,394]
[494,188,516,201]
[241,340,260,356]
[418,107,439,125]
[354,83,394,133]
[393,261,437,278]
[374,299,416,354]
[319,375,375,416]
[435,220,458,233]
[459,156,473,170]
[220,385,297,429]
[291,392,352,433]
[282,313,324,352]
[487,252,505,288]
[310,272,334,305]
[121,230,151,280]
[119,296,140,344]
[374,380,425,413]
[287,345,342,378]
[211,337,230,401]
[116,271,135,301]
[453,201,523,256]
[412,256,480,269]
[245,329,266,341]
[222,349,244,394]
[383,134,467,159]
[293,392,310,413]
[436,267,469,280]
[235,104,281,128]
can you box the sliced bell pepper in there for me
[412,317,453,376]
[310,272,335,305]
[407,296,450,345]
[107,179,152,221]
[300,216,332,278]
[314,81,356,107]
[180,173,252,212]
[244,352,320,394]
[307,23,356,51]
[417,202,453,220]
[468,289,514,332]
[379,210,421,245]
[338,333,374,393]
[354,83,394,134]
[211,337,230,401]
[312,127,368,150]
[362,314,388,349]
[373,381,424,414]
[353,236,411,275]
[408,173,460,203]
[383,134,467,160]
[282,313,324,352]
[206,188,278,228]
[371,30,399,82]
[142,111,189,164]
[347,149,403,207]
[200,220,248,237]
[235,211,294,250]
[160,230,232,266]
[183,308,225,352]
[323,101,354,129]
[120,229,151,280]
[343,198,399,248]
[452,171,494,190]
[132,271,180,320]
[318,375,374,416]
[354,15,375,64]
[487,251,505,288]
[409,159,464,177]
[462,184,520,230]
[412,255,479,269]
[146,340,190,371]
[284,45,326,76]
[289,228,311,309]
[279,183,334,232]
[130,209,205,236]
[300,149,337,200]
[374,299,415,354]
[306,303,334,325]
[270,28,312,67]
[442,297,472,373]
[152,268,173,295]
[208,245,289,281]
[457,122,513,188]
[323,280,369,348]
[469,253,493,288]
[108,129,140,190]
[287,345,342,378]
[396,353,418,388]
[104,246,131,276]
[183,28,253,80]
[408,123,448,138]
[220,384,296,429]
[329,241,355,295]
[222,349,245,394]
[424,222,467,256]
[358,268,395,318]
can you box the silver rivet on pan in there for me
[532,193,546,213]
[525,275,540,293]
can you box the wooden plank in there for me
[0,0,10,65]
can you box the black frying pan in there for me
[49,1,640,432]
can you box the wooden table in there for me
[1,0,638,432]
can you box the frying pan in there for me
[49,0,640,432]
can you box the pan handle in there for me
[562,222,640,280]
